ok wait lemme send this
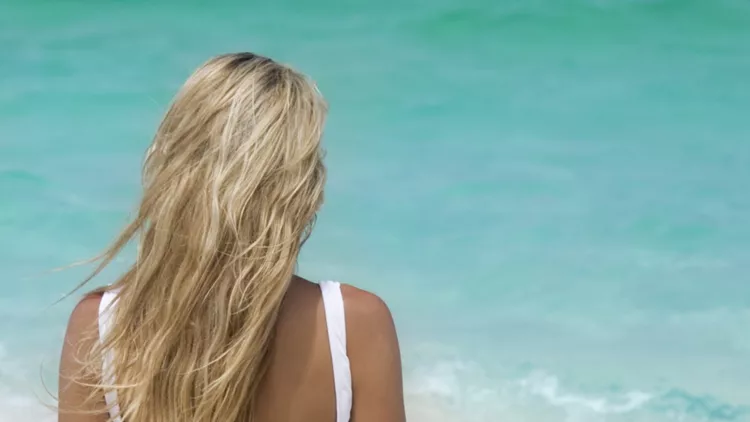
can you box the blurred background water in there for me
[1,0,749,420]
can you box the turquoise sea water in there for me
[1,0,749,420]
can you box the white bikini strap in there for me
[320,281,352,422]
[98,290,122,422]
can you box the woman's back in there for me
[56,53,406,422]
[63,277,403,422]
[254,278,401,422]
[254,278,347,422]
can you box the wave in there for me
[405,360,653,421]
[519,371,652,414]
[0,343,55,422]
[0,393,55,422]
[404,359,749,422]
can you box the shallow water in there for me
[1,0,749,420]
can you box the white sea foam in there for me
[0,343,55,422]
[519,371,653,414]
[0,393,55,422]
[403,359,657,422]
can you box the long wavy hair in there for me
[71,52,327,421]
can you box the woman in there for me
[58,52,405,422]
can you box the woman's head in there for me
[69,53,327,421]
[144,52,327,252]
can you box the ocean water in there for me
[1,0,749,420]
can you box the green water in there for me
[1,0,749,420]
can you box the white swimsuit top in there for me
[98,281,352,422]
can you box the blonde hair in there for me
[74,53,327,421]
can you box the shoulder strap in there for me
[319,281,352,422]
[98,290,122,422]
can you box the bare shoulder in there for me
[68,293,102,329]
[339,284,406,421]
[64,292,103,345]
[339,284,399,351]
[59,293,107,421]
[340,284,394,327]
